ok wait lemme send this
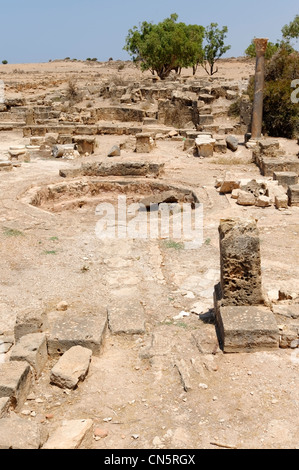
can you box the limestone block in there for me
[216,306,279,353]
[0,162,13,172]
[0,415,48,449]
[237,191,256,206]
[14,308,48,343]
[256,195,271,207]
[43,419,93,449]
[136,133,155,153]
[50,346,92,389]
[219,218,264,306]
[275,194,289,209]
[47,310,107,357]
[108,299,146,335]
[0,361,32,410]
[273,172,298,188]
[72,136,96,155]
[288,184,299,206]
[0,397,10,418]
[10,333,48,377]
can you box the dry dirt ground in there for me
[0,59,298,450]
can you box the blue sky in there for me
[0,0,298,63]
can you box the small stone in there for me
[31,411,36,417]
[199,383,208,389]
[226,135,239,152]
[132,434,139,440]
[108,145,121,157]
[56,301,68,312]
[94,428,108,439]
[22,410,31,416]
[45,414,54,420]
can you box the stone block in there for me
[42,419,93,449]
[237,191,256,206]
[0,162,13,172]
[72,136,96,155]
[216,306,279,353]
[214,139,227,154]
[108,298,146,335]
[50,346,92,389]
[275,194,289,209]
[0,361,32,410]
[198,94,215,104]
[195,136,216,157]
[259,157,299,177]
[47,310,107,357]
[183,138,195,151]
[273,172,298,188]
[31,126,46,137]
[0,415,48,449]
[58,134,73,145]
[256,195,271,207]
[14,308,48,343]
[10,333,48,377]
[219,218,264,306]
[288,184,299,207]
[219,174,240,194]
[136,133,155,153]
[0,397,10,418]
[198,114,214,125]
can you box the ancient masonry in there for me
[0,56,298,448]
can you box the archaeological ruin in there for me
[0,48,298,450]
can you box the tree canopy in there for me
[282,14,299,41]
[124,14,205,79]
[202,23,231,75]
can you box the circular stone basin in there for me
[23,178,199,213]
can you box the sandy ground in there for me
[0,59,298,450]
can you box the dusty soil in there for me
[0,59,298,450]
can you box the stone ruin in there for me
[0,55,298,448]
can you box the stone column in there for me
[251,38,268,140]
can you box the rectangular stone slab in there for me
[0,415,48,449]
[0,361,32,409]
[47,310,107,357]
[108,299,146,335]
[10,333,48,377]
[273,172,298,188]
[50,346,92,389]
[42,419,93,449]
[216,306,279,353]
[288,184,299,207]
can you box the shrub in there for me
[66,79,82,104]
[228,99,241,118]
[2,60,8,65]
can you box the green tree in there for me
[202,23,231,75]
[282,14,299,41]
[245,40,281,60]
[124,14,205,79]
